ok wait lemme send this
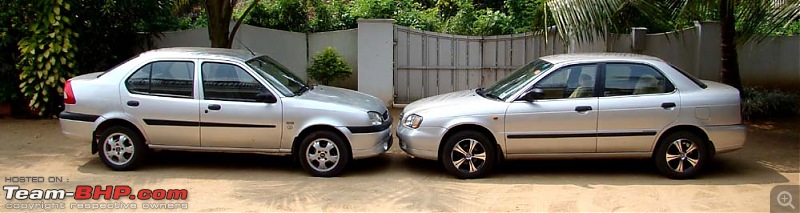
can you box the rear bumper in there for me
[707,124,746,154]
[59,118,94,142]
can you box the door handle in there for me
[575,106,593,112]
[208,104,221,111]
[661,102,676,109]
[126,100,139,107]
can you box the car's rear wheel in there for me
[654,131,710,179]
[98,126,146,171]
[299,131,350,177]
[441,130,495,179]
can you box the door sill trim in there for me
[148,144,291,156]
[506,152,651,160]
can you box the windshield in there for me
[482,59,553,100]
[246,56,308,97]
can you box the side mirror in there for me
[520,88,545,102]
[256,92,278,103]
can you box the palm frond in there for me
[544,0,666,43]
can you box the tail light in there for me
[64,80,76,104]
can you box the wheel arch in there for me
[291,125,352,160]
[93,118,146,154]
[652,125,714,158]
[438,124,503,162]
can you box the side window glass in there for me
[202,62,267,102]
[533,64,598,100]
[150,61,195,97]
[604,63,674,97]
[124,61,195,98]
[125,64,151,94]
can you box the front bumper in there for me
[396,124,446,160]
[341,127,393,159]
[706,124,746,154]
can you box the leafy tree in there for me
[542,0,800,91]
[310,0,356,32]
[307,47,352,85]
[246,0,310,32]
[205,0,262,48]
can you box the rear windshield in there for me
[670,64,707,89]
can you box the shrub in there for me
[307,47,352,85]
[16,0,78,116]
[742,87,800,120]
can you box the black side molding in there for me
[144,119,199,126]
[143,119,276,128]
[347,121,392,134]
[508,131,657,139]
[59,112,100,122]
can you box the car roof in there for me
[140,47,258,62]
[540,53,665,64]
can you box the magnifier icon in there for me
[778,191,796,209]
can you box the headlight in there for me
[368,111,383,126]
[403,114,423,129]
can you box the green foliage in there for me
[772,20,800,36]
[396,8,441,32]
[16,0,78,116]
[307,47,352,85]
[238,0,555,36]
[0,0,27,104]
[310,0,356,32]
[742,87,800,120]
[246,0,310,32]
[472,9,515,35]
[175,9,208,30]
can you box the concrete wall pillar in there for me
[357,19,395,105]
[694,21,722,81]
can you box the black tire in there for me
[654,131,710,179]
[298,131,350,177]
[97,126,147,171]
[441,130,496,179]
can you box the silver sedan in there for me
[59,47,392,177]
[397,53,745,179]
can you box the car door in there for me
[505,63,599,154]
[121,60,200,147]
[596,63,680,152]
[198,61,283,149]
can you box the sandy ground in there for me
[0,110,797,212]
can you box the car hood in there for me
[294,85,386,112]
[404,89,502,116]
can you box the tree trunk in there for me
[719,0,743,91]
[205,0,234,48]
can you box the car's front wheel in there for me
[98,126,146,171]
[299,131,350,177]
[441,130,496,179]
[654,131,710,179]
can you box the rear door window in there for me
[603,63,675,97]
[125,61,195,98]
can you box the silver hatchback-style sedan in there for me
[59,47,392,177]
[397,53,745,179]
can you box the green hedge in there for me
[742,87,800,120]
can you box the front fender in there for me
[437,114,507,157]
